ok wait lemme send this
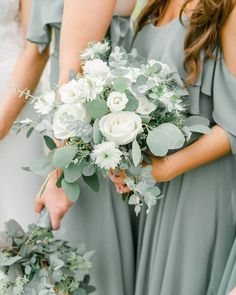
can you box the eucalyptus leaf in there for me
[125,90,139,111]
[0,255,22,267]
[113,77,128,92]
[188,124,211,135]
[86,99,109,119]
[43,135,57,151]
[53,145,77,168]
[30,155,53,176]
[185,115,210,127]
[147,123,185,156]
[62,179,80,202]
[132,140,142,166]
[93,118,102,144]
[26,126,34,138]
[64,159,87,183]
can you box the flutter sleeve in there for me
[109,15,135,51]
[212,51,236,155]
[27,0,63,53]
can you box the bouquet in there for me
[0,209,95,295]
[15,41,210,215]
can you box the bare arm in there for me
[0,0,49,139]
[58,0,117,85]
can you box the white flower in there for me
[107,92,128,112]
[53,103,91,139]
[136,96,156,115]
[35,119,53,132]
[20,119,33,124]
[0,271,9,292]
[59,79,84,104]
[91,141,122,170]
[99,111,143,145]
[159,91,177,112]
[83,59,110,77]
[81,41,110,60]
[34,91,56,115]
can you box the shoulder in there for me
[221,4,236,77]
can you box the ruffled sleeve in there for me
[27,0,63,53]
[109,15,134,51]
[212,51,236,154]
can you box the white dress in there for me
[0,0,47,230]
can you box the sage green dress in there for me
[132,18,236,295]
[27,1,135,294]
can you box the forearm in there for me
[152,125,232,181]
[0,44,49,138]
[58,0,116,85]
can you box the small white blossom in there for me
[81,41,110,60]
[34,91,56,115]
[20,119,33,125]
[59,79,83,104]
[0,271,9,295]
[136,96,157,115]
[107,92,128,112]
[35,119,53,132]
[83,59,110,77]
[91,142,122,170]
[13,276,28,295]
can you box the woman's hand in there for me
[109,170,132,194]
[109,157,174,193]
[35,170,73,230]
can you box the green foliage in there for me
[64,159,87,183]
[43,136,57,151]
[125,90,139,111]
[113,77,128,92]
[53,146,77,169]
[0,219,95,295]
[147,123,185,156]
[85,99,109,119]
[62,179,81,202]
[132,140,142,166]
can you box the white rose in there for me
[83,59,110,77]
[136,96,157,115]
[107,92,128,112]
[53,103,91,139]
[99,111,143,145]
[59,79,86,104]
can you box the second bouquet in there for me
[16,41,210,215]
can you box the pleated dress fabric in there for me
[27,1,135,295]
[131,18,236,295]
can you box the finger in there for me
[120,186,132,193]
[49,212,61,230]
[110,175,126,185]
[35,198,44,213]
[116,184,122,194]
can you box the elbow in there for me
[24,42,50,64]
